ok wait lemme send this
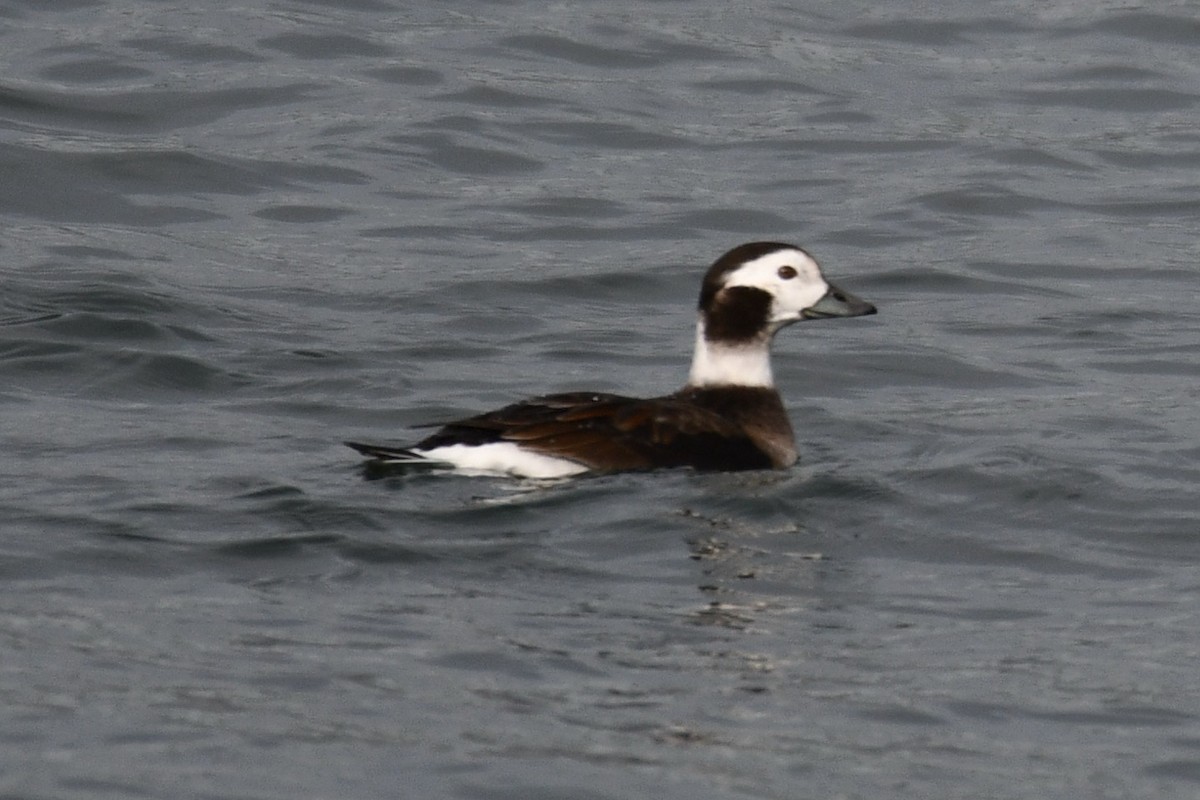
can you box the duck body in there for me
[347,385,793,478]
[346,241,876,478]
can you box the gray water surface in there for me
[3,2,1199,799]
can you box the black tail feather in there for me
[344,441,427,462]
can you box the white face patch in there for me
[720,248,831,327]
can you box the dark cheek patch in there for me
[704,286,772,343]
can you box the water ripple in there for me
[3,4,1199,798]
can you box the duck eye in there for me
[777,266,798,280]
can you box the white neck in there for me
[686,321,774,388]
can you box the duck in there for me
[346,241,876,478]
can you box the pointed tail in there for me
[344,441,431,463]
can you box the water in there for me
[3,2,1199,798]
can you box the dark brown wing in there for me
[415,392,775,472]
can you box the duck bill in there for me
[800,283,877,320]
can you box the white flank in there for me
[687,321,774,387]
[417,443,590,479]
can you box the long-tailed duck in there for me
[346,241,876,478]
